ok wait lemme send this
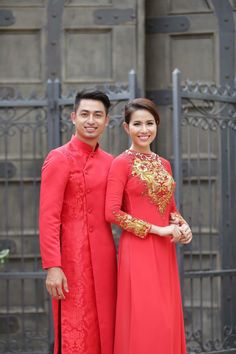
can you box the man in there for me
[39,90,117,354]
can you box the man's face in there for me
[71,99,109,145]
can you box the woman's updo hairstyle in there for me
[124,98,160,126]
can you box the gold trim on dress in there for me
[114,211,150,238]
[170,212,187,226]
[125,151,175,214]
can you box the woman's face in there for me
[123,109,157,153]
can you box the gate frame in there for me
[0,69,136,354]
[172,68,236,353]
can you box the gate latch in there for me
[146,16,190,34]
[94,8,135,25]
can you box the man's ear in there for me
[105,114,109,126]
[71,111,76,124]
[123,122,130,135]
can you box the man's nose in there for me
[87,114,95,123]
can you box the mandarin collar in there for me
[70,135,99,154]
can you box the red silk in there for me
[39,136,117,354]
[106,151,187,354]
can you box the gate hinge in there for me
[146,89,172,106]
[146,16,190,34]
[0,10,15,27]
[94,8,136,25]
[0,162,16,178]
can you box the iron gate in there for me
[0,70,136,353]
[173,69,236,353]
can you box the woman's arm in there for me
[105,157,150,238]
[165,160,193,244]
[105,156,183,241]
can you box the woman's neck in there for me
[129,144,152,154]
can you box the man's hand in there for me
[45,267,69,300]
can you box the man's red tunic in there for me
[39,135,117,354]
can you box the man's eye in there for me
[147,122,154,125]
[133,123,140,126]
[81,113,88,117]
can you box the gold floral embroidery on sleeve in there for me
[170,212,187,226]
[114,212,150,239]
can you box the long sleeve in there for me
[165,160,187,225]
[39,149,70,269]
[105,156,151,239]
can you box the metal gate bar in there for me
[0,71,136,353]
[172,69,236,354]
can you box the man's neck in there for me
[75,133,98,151]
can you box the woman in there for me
[105,98,192,354]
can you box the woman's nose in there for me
[140,124,148,132]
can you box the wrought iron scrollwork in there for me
[186,326,236,353]
[180,80,236,132]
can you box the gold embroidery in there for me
[114,212,150,238]
[170,212,187,226]
[126,151,175,214]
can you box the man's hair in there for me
[73,89,111,115]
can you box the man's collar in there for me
[70,135,99,153]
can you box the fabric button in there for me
[88,208,92,214]
[84,170,88,175]
[87,189,91,193]
[89,226,93,232]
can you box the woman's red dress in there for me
[106,149,187,354]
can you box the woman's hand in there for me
[150,223,193,244]
[161,225,183,243]
[151,224,182,243]
[169,213,180,225]
[179,223,192,244]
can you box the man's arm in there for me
[39,149,70,299]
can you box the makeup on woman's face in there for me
[123,109,157,153]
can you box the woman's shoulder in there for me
[110,151,131,169]
[158,155,172,171]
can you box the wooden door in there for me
[145,0,235,351]
[0,0,145,352]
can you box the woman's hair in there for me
[124,98,160,126]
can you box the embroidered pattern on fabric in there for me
[125,150,175,214]
[114,211,150,238]
[170,212,186,226]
